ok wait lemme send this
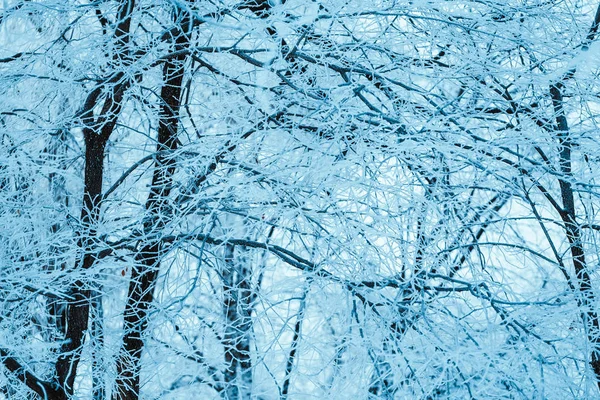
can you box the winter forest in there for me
[4,0,600,399]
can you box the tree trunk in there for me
[55,126,107,397]
[222,244,254,400]
[113,10,188,398]
[55,0,137,394]
[550,81,600,390]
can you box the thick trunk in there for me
[54,0,136,394]
[55,133,107,396]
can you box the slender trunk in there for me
[367,342,395,400]
[222,244,254,400]
[113,14,187,399]
[282,288,307,399]
[550,82,600,389]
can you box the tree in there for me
[2,0,600,399]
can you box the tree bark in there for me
[54,0,136,395]
[550,81,600,390]
[113,10,188,399]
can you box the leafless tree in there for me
[2,1,600,399]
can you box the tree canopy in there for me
[2,0,600,399]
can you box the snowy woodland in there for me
[3,0,600,399]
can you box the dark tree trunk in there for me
[54,131,106,395]
[54,0,137,395]
[113,10,188,398]
[550,81,600,390]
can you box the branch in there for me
[102,151,165,199]
[0,348,60,399]
[0,53,26,63]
